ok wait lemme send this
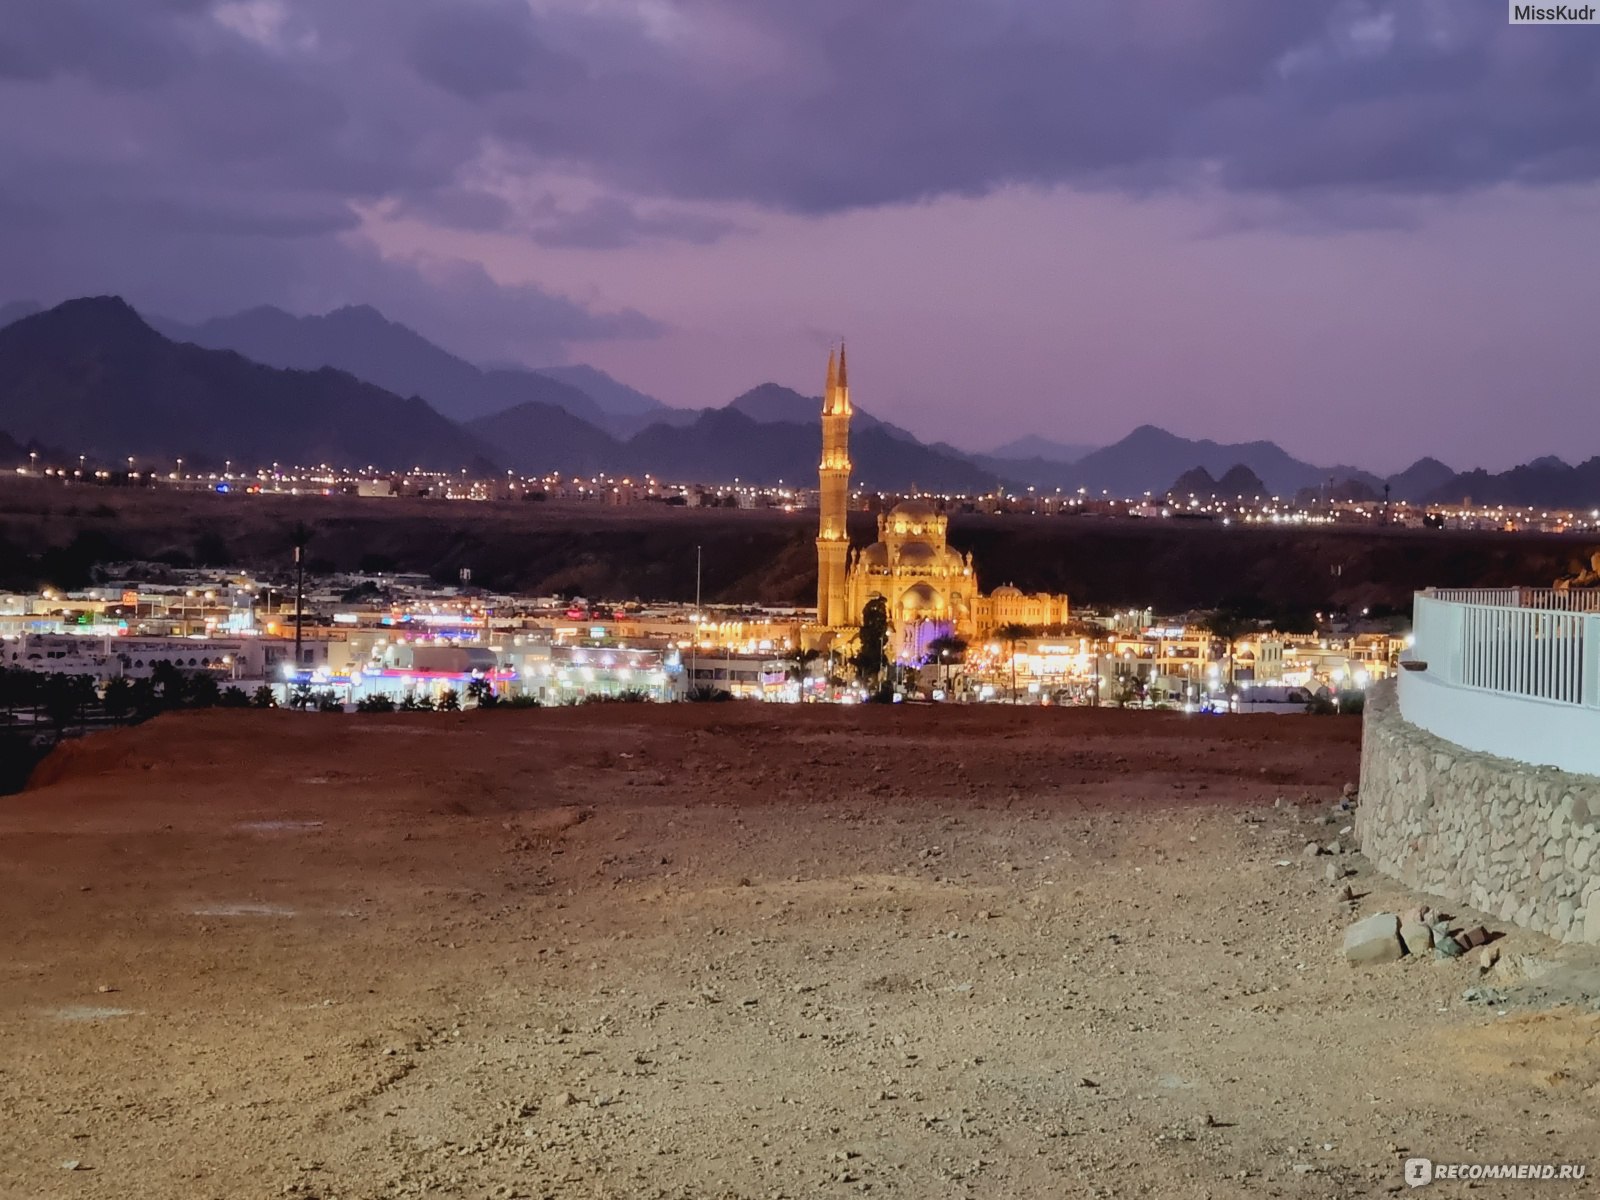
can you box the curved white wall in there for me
[1398,668,1600,778]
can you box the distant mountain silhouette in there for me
[1424,457,1600,508]
[617,404,1002,491]
[1216,465,1269,497]
[987,434,1098,463]
[1169,466,1218,495]
[0,427,44,465]
[606,405,702,440]
[534,363,666,416]
[1385,456,1456,501]
[466,401,623,476]
[1167,464,1267,498]
[20,295,1600,504]
[724,382,923,443]
[1012,425,1381,497]
[155,304,608,426]
[0,298,493,471]
[0,300,43,330]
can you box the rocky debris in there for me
[1344,913,1405,965]
[1462,986,1511,1006]
[1399,922,1433,955]
[1302,841,1322,860]
[1345,908,1508,967]
[1342,782,1358,800]
[1478,945,1501,972]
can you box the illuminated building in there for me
[812,347,1070,654]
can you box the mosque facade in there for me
[814,348,1070,656]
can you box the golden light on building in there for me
[811,347,1069,647]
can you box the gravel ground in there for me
[2,705,1596,1199]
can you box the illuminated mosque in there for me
[813,347,1070,657]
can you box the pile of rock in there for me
[1344,907,1496,966]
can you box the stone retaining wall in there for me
[1358,678,1600,944]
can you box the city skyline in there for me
[2,3,1599,471]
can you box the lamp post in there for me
[691,544,702,695]
[290,523,311,680]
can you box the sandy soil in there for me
[2,706,1596,1199]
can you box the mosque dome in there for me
[991,584,1023,597]
[900,582,940,611]
[858,542,889,567]
[898,542,938,565]
[890,498,937,521]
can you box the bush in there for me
[581,690,652,704]
[219,686,250,708]
[501,694,542,709]
[356,694,396,713]
[251,685,277,709]
[188,673,222,708]
[103,676,134,722]
[398,692,434,712]
[685,685,734,703]
[437,688,460,712]
[315,691,342,713]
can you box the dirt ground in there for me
[2,706,1596,1200]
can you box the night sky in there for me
[3,1,1599,470]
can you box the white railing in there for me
[1425,586,1600,613]
[1404,591,1600,775]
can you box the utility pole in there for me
[294,542,305,674]
[691,544,702,695]
[290,522,311,684]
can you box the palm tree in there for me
[854,597,891,691]
[786,647,821,698]
[150,660,187,709]
[925,634,968,697]
[1201,608,1257,707]
[102,676,133,724]
[994,622,1035,704]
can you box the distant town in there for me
[2,562,1403,713]
[12,450,1600,536]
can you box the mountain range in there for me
[153,305,623,429]
[4,295,1600,506]
[0,298,493,471]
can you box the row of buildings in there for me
[1,569,1401,710]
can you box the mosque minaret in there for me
[812,348,1070,654]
